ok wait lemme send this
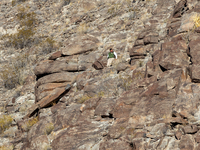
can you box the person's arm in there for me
[114,52,117,59]
[107,53,109,59]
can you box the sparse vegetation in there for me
[0,115,13,133]
[182,14,200,44]
[21,117,38,131]
[139,60,144,67]
[0,145,14,150]
[42,145,52,150]
[11,0,16,7]
[97,91,105,98]
[107,3,121,16]
[132,70,145,81]
[193,14,200,29]
[0,52,30,89]
[77,23,89,34]
[3,5,37,49]
[78,95,91,104]
[44,122,54,135]
[39,37,57,55]
[118,74,133,91]
[107,0,139,19]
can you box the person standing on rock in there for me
[107,48,117,67]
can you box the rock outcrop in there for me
[2,0,200,150]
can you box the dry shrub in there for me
[193,14,200,29]
[77,23,89,34]
[0,52,29,89]
[118,74,133,91]
[39,37,57,55]
[78,95,91,104]
[21,117,38,132]
[44,123,54,135]
[0,145,14,150]
[0,115,13,133]
[3,5,37,49]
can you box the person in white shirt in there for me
[107,48,117,67]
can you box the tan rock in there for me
[178,135,194,150]
[34,60,86,76]
[143,35,158,45]
[24,87,66,118]
[173,0,187,18]
[191,65,200,83]
[189,37,200,65]
[99,139,133,150]
[48,51,62,60]
[178,12,198,33]
[30,135,50,150]
[36,72,75,87]
[61,35,100,56]
[184,125,198,134]
[35,82,70,102]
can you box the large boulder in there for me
[50,104,111,150]
[36,72,75,87]
[178,12,198,33]
[34,60,86,76]
[92,56,107,70]
[159,40,189,70]
[61,34,100,56]
[48,51,62,60]
[35,72,75,103]
[178,135,194,150]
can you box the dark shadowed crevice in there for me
[101,113,114,119]
[159,64,167,72]
[29,108,39,118]
[36,73,51,81]
[186,46,193,65]
[170,122,181,129]
[148,74,153,78]
[130,142,136,150]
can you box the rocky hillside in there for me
[1,0,200,149]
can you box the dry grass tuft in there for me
[21,117,38,132]
[0,115,13,133]
[78,95,91,104]
[193,14,200,29]
[0,52,30,89]
[44,122,54,135]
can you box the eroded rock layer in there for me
[2,0,200,150]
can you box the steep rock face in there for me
[3,0,200,149]
[61,34,100,56]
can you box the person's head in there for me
[110,48,113,53]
